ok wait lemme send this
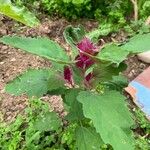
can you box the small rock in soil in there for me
[137,51,150,63]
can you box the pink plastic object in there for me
[125,67,150,120]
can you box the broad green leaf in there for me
[0,36,70,63]
[63,25,85,46]
[93,62,127,84]
[77,91,135,150]
[96,33,150,65]
[121,33,150,53]
[101,75,128,91]
[96,44,129,65]
[64,89,84,121]
[47,88,67,96]
[72,66,83,85]
[75,127,103,150]
[0,0,39,27]
[6,69,65,97]
[51,62,65,72]
[33,112,61,132]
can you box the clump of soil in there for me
[124,56,149,81]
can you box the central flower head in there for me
[75,55,94,69]
[63,37,100,85]
[77,37,98,55]
[75,37,99,82]
[75,37,98,70]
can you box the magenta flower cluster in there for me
[64,37,98,85]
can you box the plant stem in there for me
[145,16,150,25]
[130,0,138,21]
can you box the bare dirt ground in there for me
[0,16,149,122]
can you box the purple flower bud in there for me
[77,37,98,55]
[85,72,93,82]
[74,37,101,84]
[75,55,94,69]
[64,66,73,85]
[75,37,98,70]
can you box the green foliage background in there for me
[12,0,132,20]
[0,0,39,27]
[12,0,150,21]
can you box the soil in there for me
[0,16,149,122]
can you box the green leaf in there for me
[63,25,85,46]
[96,33,150,65]
[77,91,135,150]
[63,25,85,58]
[33,112,61,132]
[87,24,114,43]
[72,66,83,85]
[6,69,65,97]
[0,36,70,63]
[121,33,150,53]
[64,89,84,121]
[96,44,129,65]
[101,75,128,91]
[93,62,127,83]
[75,127,103,150]
[72,0,85,5]
[0,0,39,27]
